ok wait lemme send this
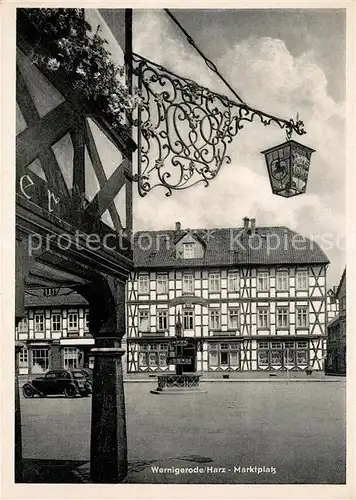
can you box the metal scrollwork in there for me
[132,53,306,197]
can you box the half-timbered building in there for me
[326,269,346,376]
[15,288,94,375]
[126,218,329,374]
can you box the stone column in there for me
[89,279,128,483]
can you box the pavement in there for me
[17,377,346,484]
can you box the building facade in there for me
[326,269,346,376]
[15,288,94,375]
[126,219,329,374]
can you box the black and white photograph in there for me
[1,2,355,497]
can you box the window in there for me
[296,269,308,290]
[257,271,269,292]
[183,310,194,330]
[296,306,308,328]
[31,349,49,372]
[19,347,28,367]
[68,313,78,330]
[228,309,239,329]
[157,274,168,294]
[296,349,308,364]
[257,308,269,329]
[208,343,239,369]
[183,274,194,293]
[138,310,150,332]
[85,312,89,330]
[157,310,168,331]
[51,313,61,332]
[276,271,289,291]
[276,307,289,328]
[138,275,149,294]
[183,243,195,259]
[228,272,239,292]
[209,273,220,292]
[209,310,221,330]
[17,317,28,333]
[63,347,79,369]
[34,314,44,332]
[139,343,169,370]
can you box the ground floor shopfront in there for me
[126,336,326,373]
[18,339,95,375]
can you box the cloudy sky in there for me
[100,8,346,286]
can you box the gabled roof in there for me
[336,268,346,297]
[133,226,329,269]
[25,288,88,308]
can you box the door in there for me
[182,344,196,373]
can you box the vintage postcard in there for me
[1,1,355,499]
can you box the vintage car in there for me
[22,369,92,398]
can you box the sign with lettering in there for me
[167,357,192,365]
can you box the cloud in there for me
[132,10,345,285]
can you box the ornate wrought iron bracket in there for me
[132,53,306,197]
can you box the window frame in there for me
[138,309,150,332]
[157,274,168,294]
[209,273,221,293]
[257,307,270,329]
[228,271,239,292]
[183,242,195,259]
[209,309,221,330]
[276,270,289,291]
[183,309,194,330]
[227,308,239,330]
[182,273,194,294]
[296,306,309,328]
[157,310,168,331]
[296,269,309,291]
[138,274,149,294]
[34,313,45,332]
[68,312,78,330]
[51,313,62,332]
[257,271,270,292]
[276,307,289,329]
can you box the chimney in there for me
[175,221,181,232]
[250,218,256,234]
[243,217,249,232]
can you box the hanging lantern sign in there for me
[261,140,315,198]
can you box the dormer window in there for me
[183,243,195,259]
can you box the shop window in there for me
[31,349,49,373]
[19,347,28,368]
[63,347,79,369]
